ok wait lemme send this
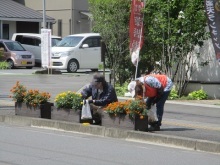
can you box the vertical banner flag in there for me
[205,0,220,62]
[129,0,145,65]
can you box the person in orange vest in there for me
[129,74,173,131]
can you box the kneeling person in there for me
[81,73,118,125]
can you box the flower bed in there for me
[102,99,148,131]
[10,81,52,119]
[52,91,83,122]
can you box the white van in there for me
[51,33,102,73]
[11,33,61,65]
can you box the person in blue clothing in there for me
[81,73,118,124]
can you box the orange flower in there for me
[9,81,51,106]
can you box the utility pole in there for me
[43,0,46,29]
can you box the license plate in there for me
[21,61,27,65]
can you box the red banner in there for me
[205,0,220,62]
[129,0,144,65]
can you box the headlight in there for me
[13,53,21,59]
[60,52,70,57]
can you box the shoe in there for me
[148,125,160,131]
[149,121,158,127]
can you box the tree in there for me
[89,0,209,96]
[89,0,132,85]
[143,0,209,96]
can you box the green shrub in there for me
[115,81,129,96]
[168,88,179,100]
[0,61,8,69]
[187,89,208,100]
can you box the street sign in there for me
[41,29,51,68]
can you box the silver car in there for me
[0,39,35,69]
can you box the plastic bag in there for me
[81,100,92,119]
[147,105,158,123]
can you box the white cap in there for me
[127,81,136,98]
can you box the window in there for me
[0,42,6,51]
[20,36,41,46]
[58,19,62,37]
[3,24,9,39]
[82,37,101,48]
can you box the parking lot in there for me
[0,68,111,101]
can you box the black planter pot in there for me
[134,115,148,132]
[15,102,52,119]
[101,111,148,132]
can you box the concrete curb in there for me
[0,115,219,154]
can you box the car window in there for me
[56,36,83,47]
[15,35,23,43]
[22,37,35,46]
[52,38,62,46]
[0,42,6,51]
[35,38,41,46]
[82,37,101,48]
[4,41,26,51]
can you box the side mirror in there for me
[82,44,89,48]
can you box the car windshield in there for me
[52,38,62,46]
[5,41,25,51]
[56,36,83,47]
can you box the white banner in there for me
[41,29,51,68]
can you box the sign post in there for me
[41,29,51,74]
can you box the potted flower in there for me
[52,91,83,122]
[125,99,147,120]
[125,99,148,131]
[103,100,131,119]
[9,81,26,103]
[24,89,51,107]
[103,98,148,131]
[10,81,52,119]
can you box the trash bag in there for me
[147,105,158,123]
[81,100,92,119]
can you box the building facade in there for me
[22,0,92,37]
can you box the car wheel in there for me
[67,60,78,73]
[26,66,33,69]
[91,69,98,72]
[7,60,14,69]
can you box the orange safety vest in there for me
[144,74,167,97]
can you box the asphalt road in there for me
[1,123,219,165]
[0,68,220,143]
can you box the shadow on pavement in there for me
[161,128,195,131]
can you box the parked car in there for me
[51,33,102,73]
[0,39,35,69]
[11,33,61,65]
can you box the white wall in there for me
[185,39,220,99]
[191,39,220,82]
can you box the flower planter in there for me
[100,111,148,132]
[51,108,80,123]
[15,102,52,119]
